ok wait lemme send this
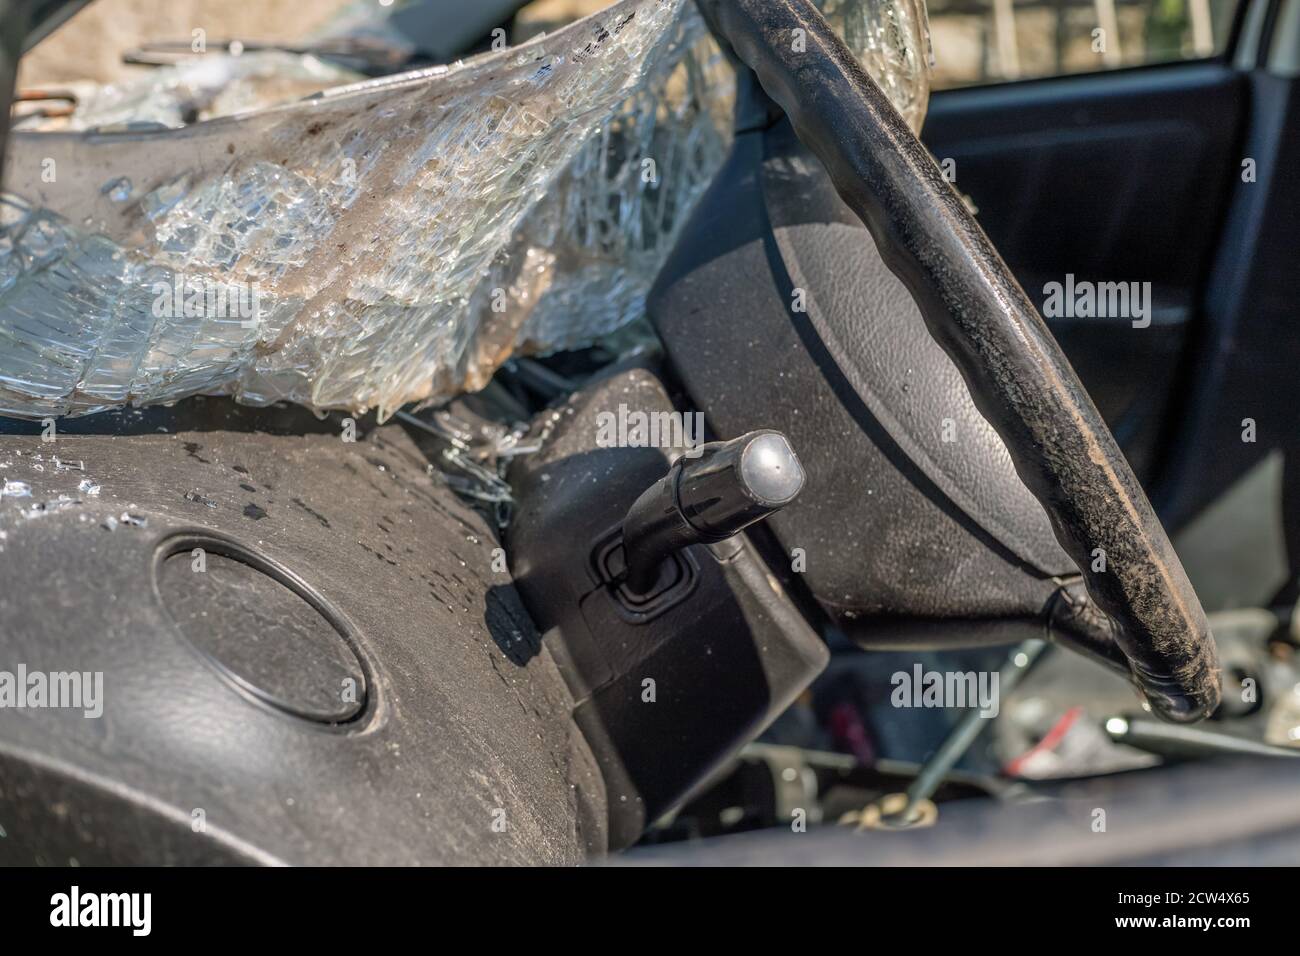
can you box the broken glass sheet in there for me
[64,51,364,131]
[0,0,931,421]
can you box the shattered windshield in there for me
[0,0,930,421]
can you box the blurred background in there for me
[18,0,1241,89]
[929,0,1238,88]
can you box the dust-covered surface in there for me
[0,402,606,863]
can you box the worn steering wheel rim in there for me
[698,0,1220,722]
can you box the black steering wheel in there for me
[697,0,1220,721]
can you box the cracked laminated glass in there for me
[0,0,931,420]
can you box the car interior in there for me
[0,0,1298,867]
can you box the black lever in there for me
[621,430,805,595]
